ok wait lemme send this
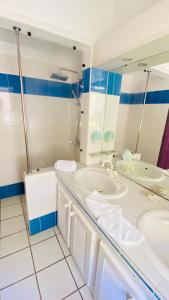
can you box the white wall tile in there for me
[25,95,78,169]
[0,126,27,185]
[0,43,81,186]
[0,111,12,126]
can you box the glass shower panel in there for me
[20,34,82,169]
[0,27,27,189]
[112,70,148,156]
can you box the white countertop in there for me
[55,165,169,300]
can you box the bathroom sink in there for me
[116,160,164,182]
[74,167,128,199]
[138,210,169,277]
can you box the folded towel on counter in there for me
[85,191,120,219]
[98,211,145,246]
[54,160,77,172]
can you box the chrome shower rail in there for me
[13,26,30,172]
[135,70,151,154]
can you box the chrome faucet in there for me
[101,160,114,174]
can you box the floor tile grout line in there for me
[0,197,86,298]
[54,229,83,299]
[62,284,87,300]
[30,234,56,247]
[0,273,35,292]
[61,289,79,300]
[20,198,43,300]
[0,245,30,259]
[35,257,66,274]
[1,213,23,221]
[1,201,22,208]
[0,228,27,240]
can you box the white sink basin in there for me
[138,210,169,278]
[116,160,164,182]
[74,167,128,199]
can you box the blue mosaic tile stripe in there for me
[81,68,91,93]
[29,211,57,235]
[120,90,169,104]
[0,182,25,200]
[0,70,122,97]
[0,72,79,98]
[81,67,122,96]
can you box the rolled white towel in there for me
[85,191,120,219]
[54,160,77,172]
[98,211,145,246]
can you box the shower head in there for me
[51,73,68,81]
[51,68,80,82]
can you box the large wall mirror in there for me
[101,52,169,201]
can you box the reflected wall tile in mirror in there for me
[90,67,101,93]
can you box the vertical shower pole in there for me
[135,70,150,154]
[13,26,30,173]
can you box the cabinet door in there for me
[57,185,72,244]
[70,205,98,284]
[94,241,152,300]
[95,259,129,300]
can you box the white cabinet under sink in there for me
[57,183,99,289]
[57,182,153,300]
[94,241,152,300]
[70,204,99,286]
[57,185,72,245]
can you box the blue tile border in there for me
[0,182,24,200]
[29,211,57,235]
[0,72,80,99]
[0,70,122,98]
[81,67,122,96]
[81,68,90,93]
[120,90,169,104]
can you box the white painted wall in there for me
[115,71,169,166]
[0,0,160,46]
[0,28,82,80]
[0,28,82,186]
[93,0,169,66]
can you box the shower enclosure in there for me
[14,28,82,170]
[0,26,82,196]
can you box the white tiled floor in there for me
[0,196,93,300]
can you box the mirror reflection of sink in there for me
[138,210,169,278]
[116,160,164,182]
[74,167,128,199]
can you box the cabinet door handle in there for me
[64,204,69,209]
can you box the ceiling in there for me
[0,0,162,44]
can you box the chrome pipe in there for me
[13,26,30,172]
[135,70,151,153]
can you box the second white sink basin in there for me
[138,210,169,277]
[116,160,164,182]
[74,167,128,199]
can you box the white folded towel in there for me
[85,191,120,219]
[161,168,169,177]
[98,211,145,246]
[54,160,77,172]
